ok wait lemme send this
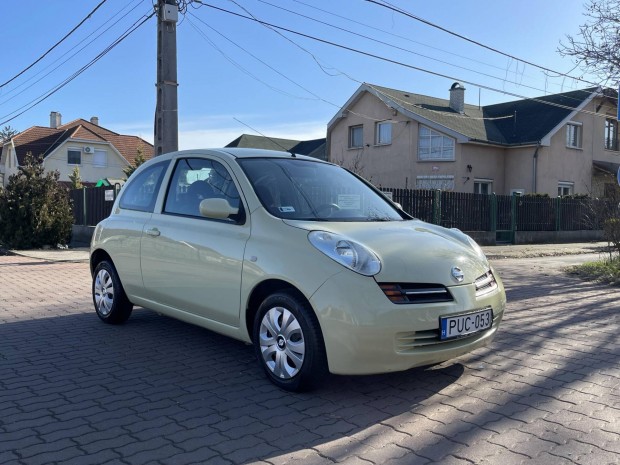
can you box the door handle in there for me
[145,228,160,237]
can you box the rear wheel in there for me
[92,260,133,324]
[253,291,328,391]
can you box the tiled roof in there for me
[365,84,600,146]
[11,118,153,165]
[226,134,327,160]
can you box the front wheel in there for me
[253,291,328,391]
[92,260,133,324]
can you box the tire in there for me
[253,291,328,392]
[92,260,133,324]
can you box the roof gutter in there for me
[467,138,542,148]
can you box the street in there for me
[0,253,618,465]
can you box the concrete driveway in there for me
[0,253,618,464]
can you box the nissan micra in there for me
[90,148,506,391]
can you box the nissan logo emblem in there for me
[451,266,464,282]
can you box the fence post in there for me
[555,196,562,231]
[82,188,87,226]
[433,189,441,225]
[490,194,497,232]
[511,193,517,236]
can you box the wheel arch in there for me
[90,248,113,277]
[245,279,313,342]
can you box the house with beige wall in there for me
[328,83,619,198]
[0,112,153,187]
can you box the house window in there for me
[93,150,107,168]
[418,125,455,160]
[605,118,618,151]
[416,175,454,190]
[566,122,582,149]
[474,179,493,194]
[68,149,81,165]
[349,125,363,148]
[558,182,574,197]
[375,121,392,145]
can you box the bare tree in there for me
[559,0,620,84]
[331,151,373,183]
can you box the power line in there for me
[0,0,109,89]
[364,0,602,90]
[280,0,548,87]
[252,0,594,106]
[187,13,389,123]
[190,5,513,122]
[186,15,317,101]
[0,12,155,126]
[0,1,148,108]
[195,3,609,120]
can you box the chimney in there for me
[449,82,466,114]
[90,116,99,126]
[50,111,62,128]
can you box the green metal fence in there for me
[71,185,610,242]
[383,188,609,239]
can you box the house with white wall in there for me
[0,112,153,187]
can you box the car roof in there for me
[158,148,326,162]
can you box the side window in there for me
[164,158,245,223]
[68,149,81,165]
[118,161,168,212]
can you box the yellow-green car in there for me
[90,149,506,391]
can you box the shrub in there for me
[603,217,620,255]
[0,153,73,249]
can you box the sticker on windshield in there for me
[337,194,361,210]
[279,206,296,213]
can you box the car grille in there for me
[475,270,498,297]
[378,283,453,304]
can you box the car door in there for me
[107,160,169,296]
[140,156,250,327]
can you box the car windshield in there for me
[238,157,404,222]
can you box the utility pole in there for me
[154,0,179,156]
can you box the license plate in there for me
[440,308,493,340]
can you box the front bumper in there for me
[309,269,506,375]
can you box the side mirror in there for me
[199,198,239,219]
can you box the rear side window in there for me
[119,161,168,212]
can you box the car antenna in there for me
[233,117,296,157]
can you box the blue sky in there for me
[0,0,600,149]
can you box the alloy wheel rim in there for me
[94,269,114,316]
[259,306,305,379]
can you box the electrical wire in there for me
[189,6,514,123]
[185,16,315,100]
[253,0,594,107]
[0,0,110,89]
[194,3,611,120]
[0,0,148,108]
[287,0,520,78]
[365,0,605,91]
[189,12,331,103]
[0,12,155,127]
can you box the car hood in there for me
[284,219,490,286]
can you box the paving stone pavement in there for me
[0,253,618,465]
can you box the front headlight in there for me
[308,231,381,276]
